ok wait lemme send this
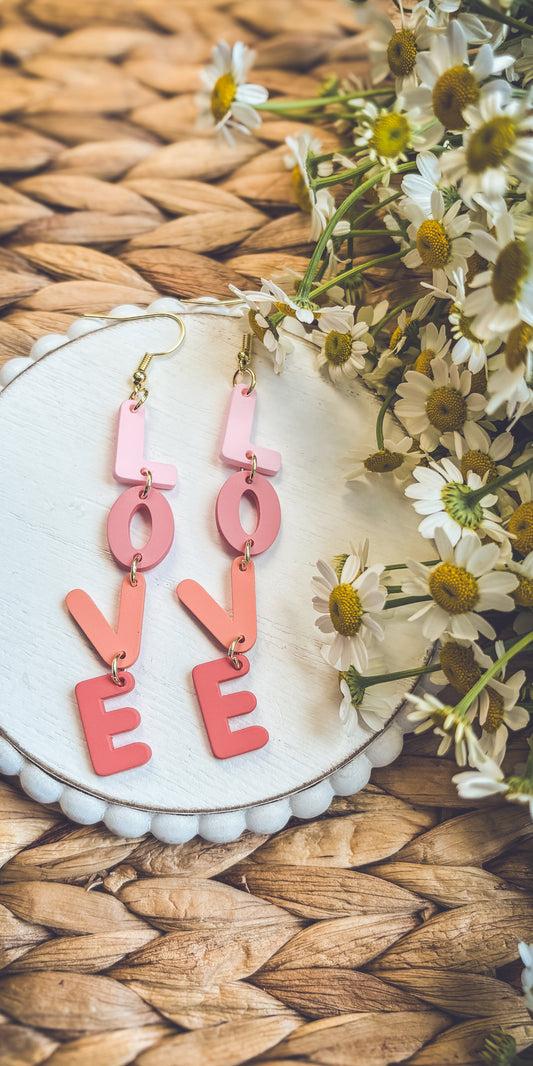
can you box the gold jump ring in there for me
[111,651,126,686]
[227,635,245,670]
[139,468,152,499]
[130,553,142,586]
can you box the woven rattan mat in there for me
[1,2,533,1064]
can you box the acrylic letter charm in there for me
[74,671,152,776]
[114,400,177,488]
[220,385,281,475]
[177,557,257,652]
[107,485,175,570]
[216,470,281,555]
[66,574,146,668]
[192,655,269,759]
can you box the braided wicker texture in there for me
[1,1,533,1064]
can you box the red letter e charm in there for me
[192,655,269,759]
[75,672,152,776]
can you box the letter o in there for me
[215,470,281,556]
[107,486,174,570]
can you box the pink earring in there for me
[65,313,185,776]
[177,334,282,759]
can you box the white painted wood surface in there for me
[0,306,431,841]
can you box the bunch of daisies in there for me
[198,1,533,812]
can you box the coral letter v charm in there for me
[177,558,257,652]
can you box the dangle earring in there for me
[177,334,282,759]
[65,313,185,776]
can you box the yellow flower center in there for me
[248,308,267,342]
[425,385,467,431]
[429,562,479,613]
[505,321,533,371]
[453,307,482,345]
[363,448,404,472]
[329,583,364,636]
[483,688,504,734]
[371,114,411,159]
[211,72,237,124]
[461,449,498,483]
[416,219,451,269]
[432,65,480,131]
[390,318,410,349]
[439,641,482,693]
[414,348,435,376]
[514,574,533,608]
[387,29,418,77]
[492,240,530,305]
[466,115,517,174]
[324,330,352,366]
[291,165,312,212]
[508,502,533,556]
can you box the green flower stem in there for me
[468,0,533,32]
[383,595,433,609]
[254,87,394,113]
[363,662,441,686]
[344,228,404,238]
[352,190,403,228]
[376,390,396,449]
[467,454,533,503]
[455,630,533,718]
[384,560,438,570]
[314,162,377,188]
[298,163,415,299]
[371,295,428,338]
[310,249,407,300]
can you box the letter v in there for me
[177,558,256,652]
[66,574,146,668]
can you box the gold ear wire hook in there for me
[83,311,186,407]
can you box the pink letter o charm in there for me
[216,470,281,556]
[107,486,174,571]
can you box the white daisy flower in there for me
[426,268,501,374]
[345,435,423,484]
[405,20,512,135]
[284,133,340,242]
[311,317,370,383]
[486,333,533,419]
[430,637,492,693]
[418,0,493,43]
[339,671,395,735]
[405,690,485,764]
[197,40,268,143]
[312,555,387,672]
[395,357,486,452]
[441,87,533,205]
[452,750,509,796]
[404,456,508,544]
[354,99,441,177]
[464,214,533,344]
[400,151,459,220]
[505,550,533,610]
[519,943,533,1012]
[412,321,451,375]
[402,187,474,291]
[258,278,317,325]
[403,529,518,641]
[506,465,533,559]
[478,668,528,763]
[441,421,514,486]
[369,4,436,94]
[227,283,294,374]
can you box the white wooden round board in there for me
[0,301,431,843]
